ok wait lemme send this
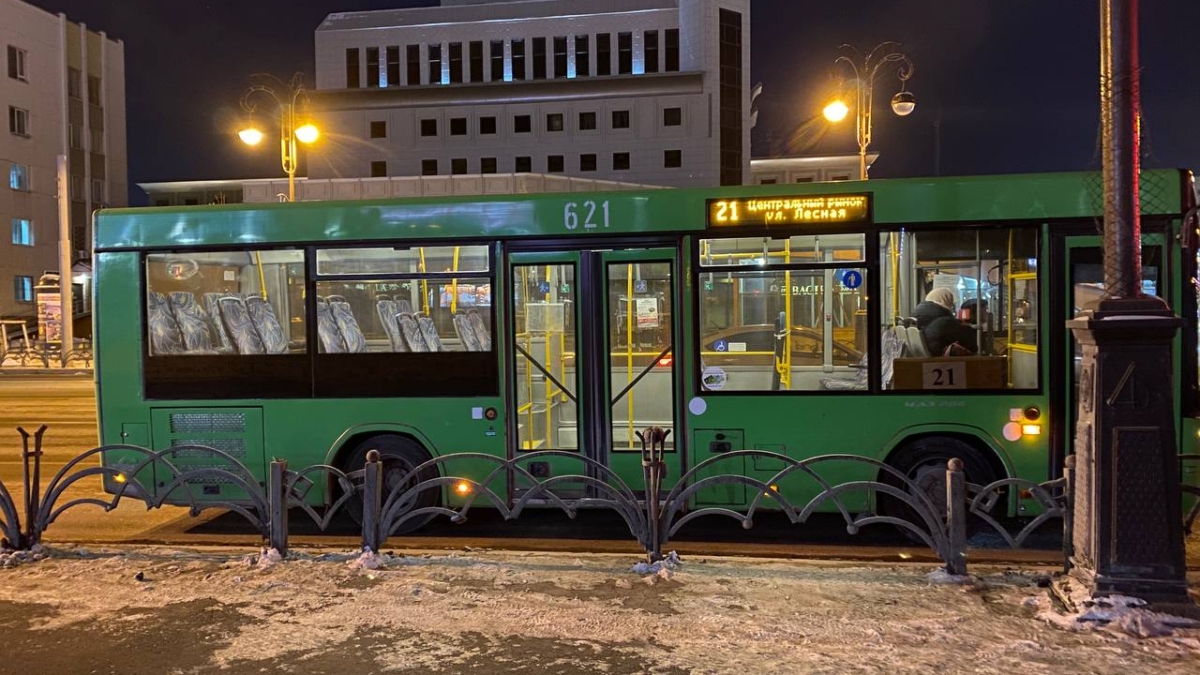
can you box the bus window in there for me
[879,227,1039,391]
[697,234,866,391]
[145,250,306,357]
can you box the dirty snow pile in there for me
[0,543,46,568]
[1026,576,1200,647]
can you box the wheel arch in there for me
[878,422,1015,487]
[324,423,441,469]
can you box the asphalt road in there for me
[0,374,98,487]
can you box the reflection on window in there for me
[146,251,305,356]
[700,233,865,266]
[316,245,489,275]
[879,227,1039,390]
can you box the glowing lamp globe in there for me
[294,124,320,144]
[823,100,850,123]
[238,127,264,146]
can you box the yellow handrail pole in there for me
[889,232,900,323]
[782,239,792,390]
[418,248,429,314]
[450,246,460,314]
[254,252,268,299]
[543,266,553,445]
[626,266,635,450]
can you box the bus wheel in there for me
[881,437,997,542]
[342,435,439,535]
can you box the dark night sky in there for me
[24,0,1200,203]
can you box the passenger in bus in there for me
[912,288,978,356]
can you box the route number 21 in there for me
[921,362,966,390]
[563,200,611,230]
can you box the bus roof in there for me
[94,169,1191,251]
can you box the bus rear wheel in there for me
[342,435,439,535]
[881,437,998,543]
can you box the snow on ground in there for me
[0,546,1198,674]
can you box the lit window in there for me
[14,275,33,303]
[9,163,29,190]
[11,218,33,246]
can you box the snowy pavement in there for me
[0,546,1197,674]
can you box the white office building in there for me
[309,0,750,188]
[0,0,126,321]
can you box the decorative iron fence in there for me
[0,425,1092,576]
[0,341,92,370]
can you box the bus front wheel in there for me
[881,437,998,541]
[342,435,439,535]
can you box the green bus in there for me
[93,170,1200,527]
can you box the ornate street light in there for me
[238,73,319,202]
[822,42,915,179]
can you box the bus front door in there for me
[507,249,681,502]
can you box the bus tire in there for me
[342,435,439,535]
[880,436,998,542]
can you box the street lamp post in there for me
[237,73,319,202]
[823,42,915,180]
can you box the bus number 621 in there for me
[563,200,611,230]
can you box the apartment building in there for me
[0,0,126,320]
[309,0,750,188]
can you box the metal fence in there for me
[0,341,92,370]
[0,425,1101,576]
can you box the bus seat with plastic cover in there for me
[316,300,347,353]
[905,325,931,357]
[417,315,444,352]
[453,313,483,351]
[818,328,906,391]
[218,296,265,355]
[167,292,216,353]
[147,292,183,355]
[397,313,429,352]
[396,298,413,315]
[467,310,492,351]
[245,296,289,354]
[329,300,367,353]
[376,299,407,352]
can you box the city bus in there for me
[92,170,1200,529]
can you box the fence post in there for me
[1062,455,1076,573]
[361,450,383,553]
[945,458,967,576]
[268,459,288,557]
[640,426,668,563]
[19,426,47,549]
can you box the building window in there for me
[664,149,682,168]
[547,155,564,173]
[511,39,526,80]
[663,107,682,126]
[421,159,438,176]
[479,116,497,135]
[469,41,483,83]
[366,47,381,88]
[370,161,387,177]
[428,44,442,84]
[387,46,400,87]
[546,113,564,132]
[515,156,532,173]
[7,45,27,82]
[346,49,360,88]
[612,152,630,171]
[370,121,387,138]
[451,158,467,175]
[92,178,104,201]
[489,40,504,81]
[154,199,169,207]
[575,35,590,77]
[71,174,82,199]
[579,112,596,131]
[531,38,547,80]
[665,29,680,71]
[69,124,83,149]
[449,42,463,83]
[9,106,29,136]
[87,75,101,105]
[406,45,420,85]
[9,162,29,190]
[68,68,81,98]
[553,37,568,78]
[719,9,743,186]
[420,118,438,137]
[514,114,532,133]
[596,34,611,76]
[760,178,778,185]
[14,276,33,303]
[90,127,104,151]
[11,218,33,246]
[644,31,659,74]
[580,154,597,172]
[450,117,467,136]
[830,174,851,181]
[617,32,632,75]
[611,110,630,129]
[481,157,497,174]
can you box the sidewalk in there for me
[0,546,1196,675]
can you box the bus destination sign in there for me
[707,194,871,227]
